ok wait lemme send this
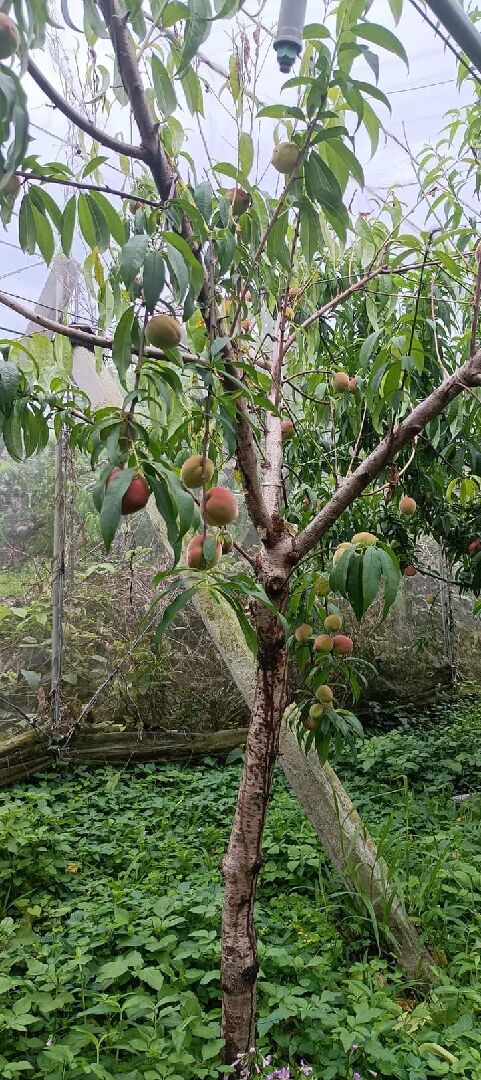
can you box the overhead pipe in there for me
[424,0,481,77]
[274,0,308,72]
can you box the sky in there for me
[0,0,475,337]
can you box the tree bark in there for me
[221,610,288,1063]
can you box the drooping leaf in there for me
[31,204,55,264]
[176,0,211,76]
[163,232,204,297]
[151,55,177,117]
[99,468,135,552]
[155,586,197,642]
[143,250,166,312]
[112,306,136,385]
[238,132,254,178]
[354,21,408,67]
[378,545,401,618]
[61,195,76,256]
[89,190,126,245]
[119,234,149,288]
[0,360,19,414]
[361,546,382,611]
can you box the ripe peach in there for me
[348,376,358,391]
[399,495,416,516]
[145,314,182,349]
[302,496,310,511]
[324,613,343,632]
[314,634,334,653]
[332,634,353,655]
[404,564,417,577]
[332,371,350,393]
[107,469,150,515]
[294,623,313,644]
[187,532,222,569]
[315,684,333,705]
[181,454,215,489]
[281,419,294,441]
[468,539,481,555]
[3,174,20,197]
[225,187,250,217]
[0,13,19,59]
[202,486,238,526]
[304,716,317,730]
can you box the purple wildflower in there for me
[300,1063,313,1077]
[353,1073,363,1080]
[262,1058,272,1067]
[349,1045,359,1054]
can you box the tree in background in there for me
[1,0,481,1064]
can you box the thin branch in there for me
[283,265,389,353]
[0,289,196,364]
[96,0,271,537]
[292,346,481,561]
[27,58,145,161]
[16,170,162,207]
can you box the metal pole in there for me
[425,0,481,76]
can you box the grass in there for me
[0,695,481,1077]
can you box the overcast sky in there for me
[0,0,475,337]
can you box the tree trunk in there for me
[221,614,288,1063]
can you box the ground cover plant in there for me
[1,695,481,1078]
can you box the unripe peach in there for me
[348,376,358,391]
[314,576,331,597]
[281,419,294,441]
[426,593,436,605]
[187,532,222,569]
[302,496,310,511]
[107,469,150,515]
[309,702,324,720]
[315,684,333,705]
[285,306,294,320]
[304,716,317,730]
[288,285,301,301]
[404,564,417,577]
[314,634,334,653]
[202,486,238,526]
[332,371,350,393]
[225,187,250,217]
[181,454,215,489]
[332,634,353,655]
[399,495,416,516]
[146,314,182,349]
[333,542,353,565]
[324,613,343,632]
[271,141,300,175]
[468,539,481,555]
[351,531,378,548]
[0,13,20,59]
[294,623,313,644]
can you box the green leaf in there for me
[257,104,305,120]
[361,546,382,612]
[28,185,63,230]
[300,196,322,266]
[149,473,181,562]
[329,547,353,596]
[266,212,291,272]
[353,21,408,66]
[0,360,19,414]
[82,155,108,177]
[359,328,382,365]
[378,545,401,618]
[89,190,126,245]
[137,966,165,991]
[194,180,213,222]
[176,0,211,76]
[85,193,110,252]
[163,232,204,297]
[31,205,55,264]
[99,468,135,552]
[112,306,136,385]
[346,553,364,620]
[238,132,254,177]
[143,250,166,313]
[216,588,258,656]
[388,0,403,22]
[78,192,97,248]
[119,234,149,288]
[18,194,36,254]
[303,22,330,39]
[61,195,76,256]
[155,586,197,642]
[151,55,177,117]
[181,64,204,115]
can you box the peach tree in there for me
[1,0,481,1064]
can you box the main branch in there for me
[293,346,481,560]
[95,0,270,536]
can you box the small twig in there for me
[16,170,162,207]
